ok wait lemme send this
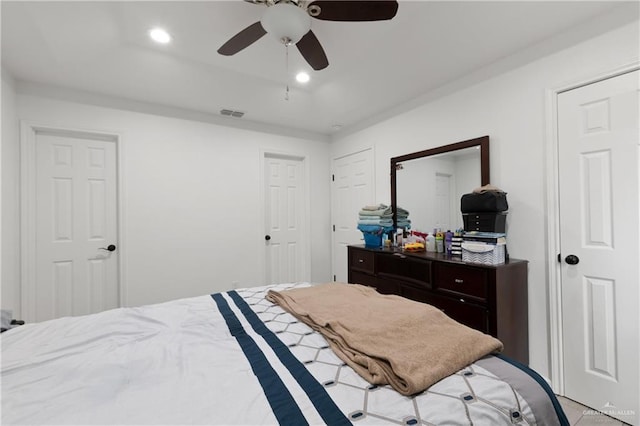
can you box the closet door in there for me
[331,149,374,283]
[26,126,120,323]
[558,69,639,425]
[263,153,308,285]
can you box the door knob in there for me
[99,244,116,252]
[565,254,579,265]
[265,235,271,241]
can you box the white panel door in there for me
[332,149,374,283]
[34,132,119,322]
[558,70,639,425]
[264,154,307,285]
[434,172,453,232]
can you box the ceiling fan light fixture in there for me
[149,27,172,44]
[261,3,311,45]
[296,72,310,83]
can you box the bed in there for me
[1,282,568,425]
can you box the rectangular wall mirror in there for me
[390,136,490,232]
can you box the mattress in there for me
[1,282,568,425]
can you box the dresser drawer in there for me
[349,248,375,274]
[377,253,431,288]
[349,270,376,288]
[434,264,488,302]
[424,293,490,334]
[372,278,400,295]
[462,212,506,233]
[401,285,430,304]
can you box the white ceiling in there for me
[2,1,637,139]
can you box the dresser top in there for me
[349,245,528,267]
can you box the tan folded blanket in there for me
[267,283,503,396]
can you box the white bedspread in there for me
[1,283,566,425]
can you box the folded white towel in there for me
[361,203,388,211]
[359,206,392,216]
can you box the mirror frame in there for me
[390,135,490,229]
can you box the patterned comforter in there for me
[1,283,568,425]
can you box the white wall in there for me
[6,95,332,308]
[330,21,639,379]
[1,71,20,318]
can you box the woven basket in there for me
[461,242,505,265]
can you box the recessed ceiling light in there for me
[296,72,310,83]
[149,28,171,44]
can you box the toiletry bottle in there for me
[426,233,436,252]
[445,230,453,255]
[435,232,444,253]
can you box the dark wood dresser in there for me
[347,245,529,364]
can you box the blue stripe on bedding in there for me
[494,354,570,426]
[211,293,309,426]
[228,290,351,426]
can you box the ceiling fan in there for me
[217,0,399,71]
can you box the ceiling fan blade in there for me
[307,0,398,21]
[217,22,267,56]
[296,30,329,71]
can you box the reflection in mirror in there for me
[390,136,489,233]
[396,147,481,232]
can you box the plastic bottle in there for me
[426,233,436,252]
[435,232,444,253]
[445,230,453,255]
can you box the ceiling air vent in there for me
[220,109,245,118]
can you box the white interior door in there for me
[434,172,453,231]
[264,153,307,285]
[558,69,639,425]
[331,149,374,283]
[30,129,119,323]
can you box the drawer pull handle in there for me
[358,259,364,263]
[459,298,465,303]
[454,279,464,284]
[393,253,406,259]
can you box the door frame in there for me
[20,121,125,321]
[544,61,640,394]
[259,148,311,285]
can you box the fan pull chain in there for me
[284,44,290,101]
